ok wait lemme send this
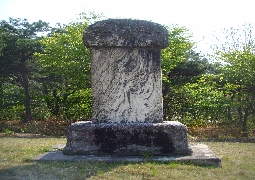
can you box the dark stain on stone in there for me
[94,127,118,153]
[127,91,131,105]
[154,130,174,154]
[93,124,175,154]
[123,56,136,73]
[148,49,161,74]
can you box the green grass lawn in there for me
[0,136,255,180]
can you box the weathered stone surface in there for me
[83,19,169,48]
[90,47,163,123]
[63,121,192,156]
[83,19,168,123]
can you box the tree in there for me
[160,26,194,119]
[161,26,194,75]
[163,49,216,121]
[213,23,255,135]
[35,13,103,120]
[170,50,211,84]
[180,74,227,127]
[0,18,50,123]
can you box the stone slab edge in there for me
[32,144,221,167]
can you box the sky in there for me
[0,0,255,54]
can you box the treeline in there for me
[0,13,255,136]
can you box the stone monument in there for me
[63,19,192,156]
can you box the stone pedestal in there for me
[63,121,192,155]
[63,19,192,156]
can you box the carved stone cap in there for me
[83,19,169,48]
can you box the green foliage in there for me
[36,22,91,86]
[180,74,227,126]
[161,25,194,76]
[0,83,25,120]
[162,48,214,121]
[163,23,255,136]
[140,150,153,161]
[34,13,102,120]
[65,88,92,120]
[213,24,255,134]
[0,18,50,123]
[2,127,15,135]
[1,12,255,138]
[161,26,195,120]
[0,105,25,121]
[0,13,100,121]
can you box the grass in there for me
[0,136,255,180]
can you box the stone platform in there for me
[63,121,192,156]
[32,144,221,167]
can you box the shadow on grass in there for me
[0,161,123,180]
[0,159,217,180]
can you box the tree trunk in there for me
[0,81,3,108]
[227,106,232,122]
[227,93,235,122]
[20,56,32,123]
[242,107,249,137]
[237,106,242,124]
[52,89,61,115]
[42,83,53,113]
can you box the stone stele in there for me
[63,19,192,156]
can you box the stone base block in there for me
[63,121,192,156]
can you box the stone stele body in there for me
[83,19,169,123]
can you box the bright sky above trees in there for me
[0,0,255,53]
